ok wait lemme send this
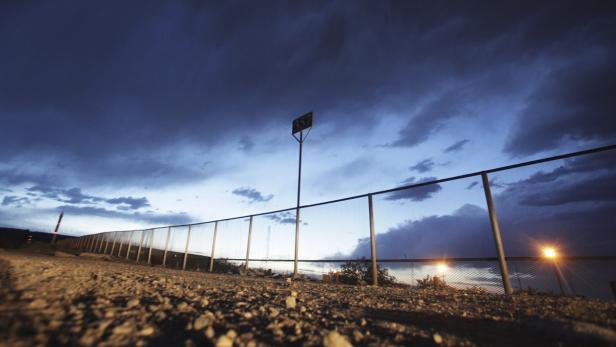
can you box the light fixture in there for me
[542,247,558,259]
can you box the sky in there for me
[1,1,616,264]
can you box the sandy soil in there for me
[0,250,615,347]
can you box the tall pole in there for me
[51,211,64,244]
[368,194,378,286]
[209,222,218,272]
[245,216,253,269]
[98,233,105,253]
[125,230,134,259]
[103,233,111,253]
[293,130,303,277]
[147,229,154,265]
[481,172,513,295]
[117,233,124,257]
[136,230,146,262]
[110,232,118,255]
[182,225,192,271]
[162,227,172,267]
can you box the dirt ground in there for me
[0,250,615,347]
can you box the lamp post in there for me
[291,112,313,277]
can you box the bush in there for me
[339,258,397,286]
[416,275,450,289]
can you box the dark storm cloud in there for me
[106,197,150,210]
[409,159,435,173]
[444,140,470,153]
[232,187,274,203]
[0,168,56,187]
[505,55,616,156]
[348,151,616,259]
[385,177,442,202]
[56,205,193,226]
[2,196,31,207]
[1,1,615,188]
[27,184,151,210]
[265,211,296,224]
[238,137,256,152]
[466,181,479,190]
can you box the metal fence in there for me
[57,144,616,300]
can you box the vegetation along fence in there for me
[58,144,616,300]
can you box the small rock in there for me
[215,335,233,347]
[112,323,134,335]
[194,315,212,330]
[323,331,353,347]
[127,298,140,308]
[139,326,156,336]
[29,299,47,309]
[433,333,443,344]
[205,326,215,339]
[286,296,297,309]
[269,307,280,318]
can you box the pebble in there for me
[215,335,233,347]
[433,333,443,344]
[323,331,353,347]
[29,299,48,309]
[127,298,140,308]
[139,326,156,336]
[193,314,211,330]
[286,296,297,309]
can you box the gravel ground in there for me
[0,250,615,347]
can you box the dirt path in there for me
[0,250,615,346]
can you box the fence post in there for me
[147,229,154,265]
[93,234,100,252]
[481,172,513,295]
[110,232,118,255]
[162,227,171,267]
[91,235,97,252]
[209,222,218,273]
[245,216,253,269]
[117,233,124,257]
[126,230,135,260]
[94,234,100,253]
[368,194,378,286]
[88,235,95,252]
[136,230,146,262]
[182,225,192,271]
[103,233,111,253]
[98,234,105,253]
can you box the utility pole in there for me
[291,112,312,277]
[51,211,64,244]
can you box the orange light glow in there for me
[436,262,448,273]
[542,247,558,259]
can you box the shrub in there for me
[416,275,449,289]
[339,258,397,286]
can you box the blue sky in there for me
[1,1,615,263]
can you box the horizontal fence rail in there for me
[58,144,616,298]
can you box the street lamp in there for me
[291,112,313,278]
[542,246,566,295]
